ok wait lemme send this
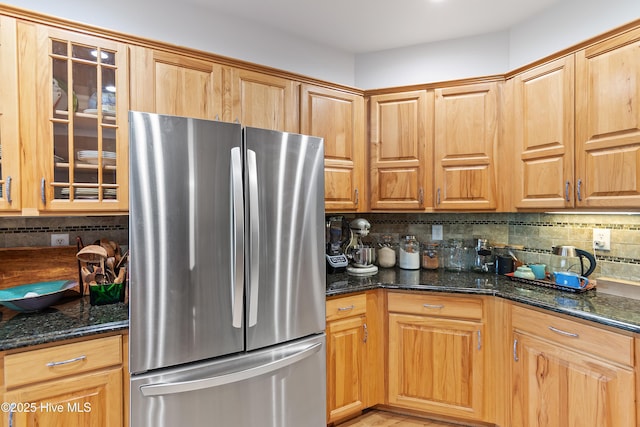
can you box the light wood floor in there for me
[335,410,471,427]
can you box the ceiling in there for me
[185,0,562,54]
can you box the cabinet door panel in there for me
[512,332,635,427]
[130,47,223,120]
[434,83,497,210]
[326,315,366,423]
[369,91,432,210]
[576,27,640,207]
[514,56,575,208]
[388,312,483,419]
[301,85,365,212]
[3,368,123,427]
[231,69,298,132]
[0,16,20,212]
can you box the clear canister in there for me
[399,235,420,270]
[377,234,397,268]
[421,241,440,270]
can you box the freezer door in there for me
[129,112,245,374]
[131,334,326,427]
[243,128,326,350]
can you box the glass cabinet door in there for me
[39,27,128,212]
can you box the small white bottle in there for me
[399,235,420,270]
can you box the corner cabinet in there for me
[511,305,636,426]
[325,294,369,424]
[369,90,433,210]
[0,16,20,213]
[575,26,640,208]
[16,21,129,214]
[434,82,498,210]
[300,84,366,212]
[387,292,486,422]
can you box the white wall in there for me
[2,0,356,86]
[354,31,510,90]
[508,0,640,69]
[355,0,640,89]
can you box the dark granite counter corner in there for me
[0,296,129,351]
[327,268,640,334]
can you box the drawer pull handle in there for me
[46,355,87,367]
[338,305,355,312]
[513,338,519,362]
[423,304,444,309]
[548,326,579,338]
[363,323,368,343]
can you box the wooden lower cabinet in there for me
[511,304,636,427]
[1,334,125,427]
[386,292,485,422]
[326,294,368,424]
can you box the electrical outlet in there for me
[432,224,443,241]
[593,228,611,251]
[51,233,69,247]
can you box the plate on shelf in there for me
[60,188,117,199]
[82,108,116,116]
[77,150,116,166]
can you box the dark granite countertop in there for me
[3,268,639,352]
[327,268,640,334]
[0,296,128,351]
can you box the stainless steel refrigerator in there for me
[128,112,326,427]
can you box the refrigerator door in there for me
[131,334,326,427]
[129,112,244,374]
[243,128,326,350]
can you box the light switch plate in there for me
[432,224,443,241]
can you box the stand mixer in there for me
[343,218,378,276]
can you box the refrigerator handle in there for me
[247,149,260,327]
[230,147,245,329]
[139,342,323,397]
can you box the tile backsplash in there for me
[3,213,640,282]
[0,216,128,250]
[336,212,640,282]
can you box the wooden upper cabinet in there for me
[513,56,575,209]
[301,85,365,212]
[434,82,498,210]
[230,68,298,132]
[369,90,432,210]
[575,27,640,208]
[0,16,20,213]
[129,46,224,120]
[17,21,129,214]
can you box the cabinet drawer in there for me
[326,294,367,322]
[388,292,483,320]
[512,305,633,367]
[5,335,122,388]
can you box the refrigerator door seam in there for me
[138,342,322,397]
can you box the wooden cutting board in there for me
[0,246,80,290]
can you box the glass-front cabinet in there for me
[19,23,128,214]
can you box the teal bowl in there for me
[0,280,76,312]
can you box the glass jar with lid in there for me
[421,241,440,270]
[377,234,397,268]
[399,235,420,270]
